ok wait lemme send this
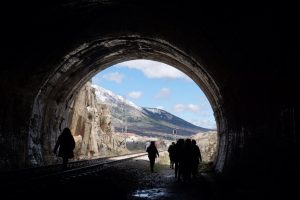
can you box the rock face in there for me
[68,81,127,159]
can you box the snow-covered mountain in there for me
[92,84,212,138]
[93,85,140,110]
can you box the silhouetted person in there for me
[182,138,193,182]
[191,139,202,179]
[174,138,184,181]
[53,127,75,170]
[168,142,176,169]
[146,141,159,173]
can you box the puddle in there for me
[132,188,167,199]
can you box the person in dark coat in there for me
[174,138,184,180]
[168,142,176,169]
[146,141,159,173]
[182,138,193,182]
[53,127,75,170]
[191,139,202,179]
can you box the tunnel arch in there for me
[29,35,231,173]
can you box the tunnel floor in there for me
[3,152,214,199]
[2,152,290,200]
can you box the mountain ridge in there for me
[92,84,213,138]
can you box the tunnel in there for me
[1,1,299,199]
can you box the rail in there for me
[1,152,149,187]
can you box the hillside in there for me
[92,84,213,138]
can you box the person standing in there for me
[146,141,159,173]
[174,138,184,181]
[191,139,202,179]
[53,127,76,170]
[168,142,175,169]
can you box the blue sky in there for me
[92,59,216,129]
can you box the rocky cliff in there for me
[68,81,128,160]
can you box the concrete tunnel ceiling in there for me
[30,36,229,172]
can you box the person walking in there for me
[146,141,159,173]
[53,127,76,170]
[168,142,176,169]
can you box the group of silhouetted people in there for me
[54,127,202,180]
[168,138,202,182]
[146,138,202,181]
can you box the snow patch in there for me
[91,84,141,110]
[143,108,165,114]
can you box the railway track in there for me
[0,152,149,188]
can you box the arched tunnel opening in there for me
[1,2,299,199]
[29,39,223,170]
[56,59,218,165]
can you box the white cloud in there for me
[91,76,101,85]
[189,119,216,129]
[102,72,124,83]
[187,104,200,113]
[174,104,185,112]
[128,91,142,99]
[155,88,171,99]
[173,104,201,113]
[118,59,189,79]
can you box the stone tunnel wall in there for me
[0,3,299,189]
